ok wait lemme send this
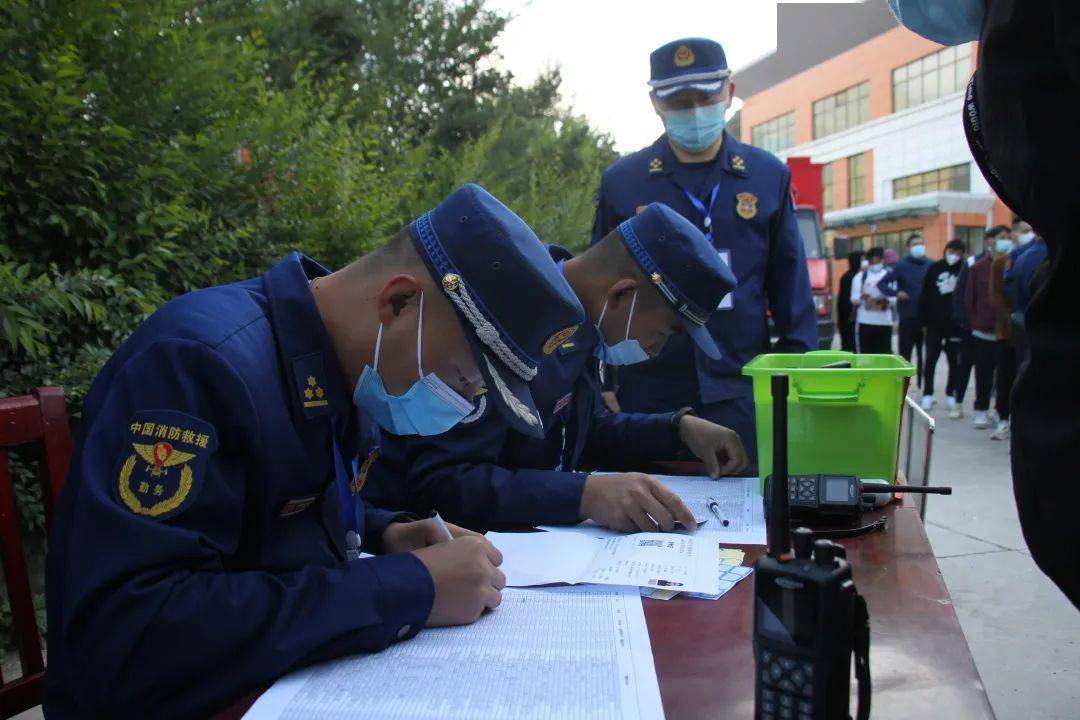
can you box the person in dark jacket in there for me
[989,236,1018,440]
[965,236,1013,429]
[892,0,1080,610]
[1006,234,1048,315]
[836,250,864,352]
[949,225,1008,418]
[918,239,965,412]
[880,234,931,380]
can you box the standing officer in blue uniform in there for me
[44,184,585,718]
[592,38,817,461]
[364,203,747,531]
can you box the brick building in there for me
[735,0,1011,285]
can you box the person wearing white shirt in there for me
[849,246,896,354]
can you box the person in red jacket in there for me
[965,232,1016,428]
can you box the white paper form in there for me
[657,475,766,545]
[538,475,766,546]
[488,531,721,596]
[243,586,665,720]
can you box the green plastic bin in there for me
[742,350,915,492]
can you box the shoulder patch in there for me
[352,447,380,495]
[117,410,217,520]
[557,340,584,357]
[543,325,579,355]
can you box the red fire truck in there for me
[786,157,834,349]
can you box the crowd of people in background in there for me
[836,220,1046,444]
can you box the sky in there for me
[488,0,862,152]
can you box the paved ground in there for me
[913,351,1079,720]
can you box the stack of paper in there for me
[488,530,722,597]
[243,586,664,720]
[643,548,752,601]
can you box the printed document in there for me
[488,530,721,596]
[243,586,664,720]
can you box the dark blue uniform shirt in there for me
[45,253,433,719]
[361,249,685,529]
[592,131,817,409]
[1005,239,1047,312]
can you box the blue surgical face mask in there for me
[353,292,475,436]
[910,244,926,259]
[663,101,727,153]
[995,238,1015,255]
[594,291,650,366]
[888,0,984,47]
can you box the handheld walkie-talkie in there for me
[753,375,871,720]
[765,474,953,526]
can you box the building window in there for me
[954,226,986,256]
[751,111,796,154]
[822,162,834,213]
[850,228,924,257]
[893,44,973,112]
[893,163,971,199]
[812,82,870,139]
[847,153,868,207]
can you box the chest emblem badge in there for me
[735,192,758,220]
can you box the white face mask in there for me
[860,259,870,269]
[868,262,885,273]
[1017,231,1035,245]
[946,252,962,266]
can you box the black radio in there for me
[765,473,953,528]
[753,375,870,720]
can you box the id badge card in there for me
[717,249,734,311]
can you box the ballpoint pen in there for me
[706,496,731,527]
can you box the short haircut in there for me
[352,225,423,271]
[946,239,966,253]
[985,224,1011,239]
[580,229,647,281]
[906,234,924,247]
[866,246,884,260]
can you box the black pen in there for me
[706,496,731,527]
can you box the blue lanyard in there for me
[554,399,574,472]
[681,183,720,242]
[332,431,362,536]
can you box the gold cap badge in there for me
[674,45,695,68]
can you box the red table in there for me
[218,502,994,719]
[647,502,995,719]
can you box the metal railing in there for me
[899,395,936,521]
